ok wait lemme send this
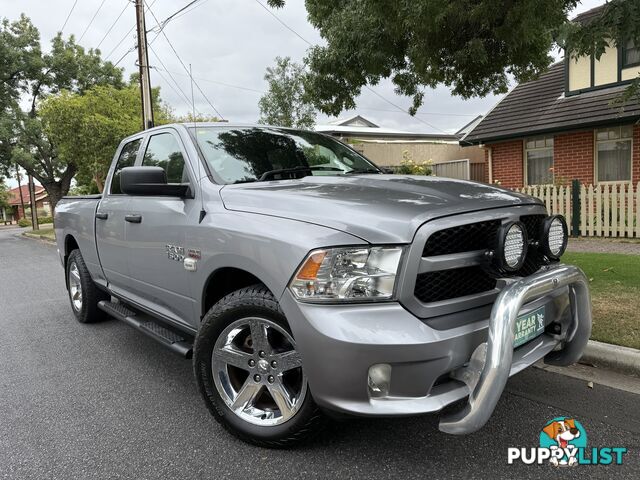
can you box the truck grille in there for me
[414,214,547,304]
[414,267,497,303]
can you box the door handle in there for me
[125,214,142,223]
[95,212,108,220]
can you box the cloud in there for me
[3,0,607,136]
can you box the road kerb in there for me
[578,340,640,377]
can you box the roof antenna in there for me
[189,63,206,223]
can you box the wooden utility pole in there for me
[28,175,39,231]
[135,0,154,129]
[15,163,26,222]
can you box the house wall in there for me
[553,130,594,184]
[569,55,591,91]
[486,125,640,188]
[357,141,485,167]
[568,39,640,93]
[487,139,523,188]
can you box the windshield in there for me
[190,127,381,184]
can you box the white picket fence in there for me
[517,183,640,238]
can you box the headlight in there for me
[496,221,528,272]
[541,215,568,259]
[289,246,404,302]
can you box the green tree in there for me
[40,85,170,193]
[0,15,124,209]
[0,178,9,211]
[267,0,639,115]
[258,56,316,128]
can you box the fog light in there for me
[495,221,528,272]
[541,215,568,260]
[368,364,391,398]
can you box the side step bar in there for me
[98,300,193,358]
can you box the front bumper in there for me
[280,264,591,430]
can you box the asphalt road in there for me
[1,226,639,479]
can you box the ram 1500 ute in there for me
[55,123,592,447]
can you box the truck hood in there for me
[219,175,542,243]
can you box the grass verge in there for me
[23,227,56,242]
[563,252,640,350]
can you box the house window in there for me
[622,40,640,68]
[525,136,554,185]
[596,125,633,183]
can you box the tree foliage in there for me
[0,178,9,210]
[41,84,171,193]
[258,56,316,128]
[268,0,639,115]
[0,15,124,208]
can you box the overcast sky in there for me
[1,0,606,140]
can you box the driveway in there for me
[1,227,639,479]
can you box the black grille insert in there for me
[414,267,497,303]
[422,220,501,256]
[415,215,550,304]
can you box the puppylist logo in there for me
[507,417,627,467]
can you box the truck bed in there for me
[54,196,103,284]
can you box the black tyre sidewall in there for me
[193,285,324,448]
[66,249,107,323]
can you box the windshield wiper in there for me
[344,169,381,174]
[258,165,344,181]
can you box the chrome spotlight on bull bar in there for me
[438,264,592,435]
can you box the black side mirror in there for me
[120,166,192,197]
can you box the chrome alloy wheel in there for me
[212,317,307,427]
[68,261,83,311]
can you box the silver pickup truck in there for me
[55,123,592,447]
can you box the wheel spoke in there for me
[70,266,81,283]
[249,319,271,354]
[231,379,263,413]
[267,380,295,421]
[214,346,252,370]
[272,350,302,372]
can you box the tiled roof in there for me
[463,62,640,144]
[7,185,48,206]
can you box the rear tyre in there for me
[66,249,108,323]
[194,284,325,448]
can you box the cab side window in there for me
[142,133,190,184]
[111,138,142,194]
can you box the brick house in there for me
[3,185,51,222]
[462,4,640,188]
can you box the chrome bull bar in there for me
[439,264,592,435]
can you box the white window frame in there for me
[524,136,554,186]
[595,125,633,184]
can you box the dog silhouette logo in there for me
[539,417,587,466]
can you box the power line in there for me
[169,0,211,24]
[359,107,478,118]
[97,0,130,49]
[78,0,109,43]
[253,0,310,45]
[149,0,203,33]
[144,0,224,119]
[105,0,159,61]
[152,66,265,94]
[148,44,202,112]
[60,0,79,33]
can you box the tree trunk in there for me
[37,164,77,213]
[94,173,104,193]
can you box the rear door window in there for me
[142,133,190,184]
[110,138,142,194]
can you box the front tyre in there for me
[66,249,108,323]
[194,284,325,448]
